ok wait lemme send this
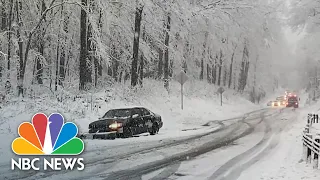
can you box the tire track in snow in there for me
[209,114,272,180]
[98,122,248,180]
[209,108,291,180]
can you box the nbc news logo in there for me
[11,113,84,171]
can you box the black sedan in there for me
[87,107,163,139]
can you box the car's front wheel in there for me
[149,123,159,135]
[120,127,133,138]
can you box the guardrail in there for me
[302,125,320,169]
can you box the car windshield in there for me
[288,97,297,102]
[102,109,132,118]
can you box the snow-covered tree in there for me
[0,0,290,98]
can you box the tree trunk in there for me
[65,34,74,81]
[88,0,98,85]
[228,45,236,88]
[253,55,258,88]
[59,5,69,84]
[1,0,6,30]
[200,59,204,80]
[112,58,119,81]
[131,3,143,87]
[139,52,144,86]
[238,42,249,92]
[223,66,227,86]
[0,0,6,78]
[110,43,119,81]
[87,23,94,82]
[244,61,250,87]
[252,55,258,103]
[243,47,250,91]
[207,64,211,83]
[164,13,171,90]
[169,59,173,77]
[7,0,13,74]
[217,50,223,86]
[55,39,60,91]
[79,0,92,90]
[233,67,236,90]
[212,54,217,84]
[157,47,163,79]
[16,0,24,97]
[238,60,245,92]
[200,31,208,80]
[35,0,46,84]
[55,5,64,91]
[36,41,44,84]
[94,8,103,86]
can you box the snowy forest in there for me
[0,0,306,103]
[289,0,320,92]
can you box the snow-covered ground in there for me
[0,79,259,177]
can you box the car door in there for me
[134,108,145,134]
[130,108,143,135]
[141,108,153,131]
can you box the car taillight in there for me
[109,121,122,129]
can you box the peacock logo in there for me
[11,113,84,155]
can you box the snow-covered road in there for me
[1,108,281,180]
[139,106,319,180]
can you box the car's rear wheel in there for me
[149,123,159,135]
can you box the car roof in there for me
[110,106,146,110]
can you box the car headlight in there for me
[109,121,123,129]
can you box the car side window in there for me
[142,108,150,116]
[131,108,141,117]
